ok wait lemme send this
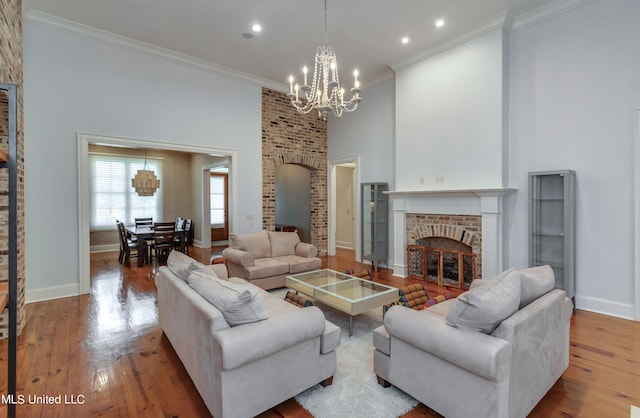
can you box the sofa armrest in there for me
[205,263,229,280]
[384,306,512,381]
[213,306,327,371]
[222,247,255,267]
[295,242,318,258]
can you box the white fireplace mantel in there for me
[385,188,517,279]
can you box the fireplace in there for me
[406,215,481,289]
[386,188,515,280]
[408,237,478,289]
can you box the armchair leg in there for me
[319,376,334,387]
[377,376,391,388]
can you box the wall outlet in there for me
[435,176,445,183]
[246,214,253,221]
[419,177,424,184]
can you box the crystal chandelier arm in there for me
[287,0,362,120]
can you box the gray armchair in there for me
[373,266,573,418]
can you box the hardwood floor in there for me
[0,247,638,417]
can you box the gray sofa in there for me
[222,230,321,290]
[373,265,573,418]
[156,251,340,418]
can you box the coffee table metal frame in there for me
[285,269,399,336]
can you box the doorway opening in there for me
[275,164,311,243]
[78,133,237,294]
[328,157,360,258]
[210,167,229,243]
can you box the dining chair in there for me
[117,221,140,266]
[150,222,175,274]
[135,217,154,260]
[183,219,193,255]
[135,217,153,227]
[172,217,191,254]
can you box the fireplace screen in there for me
[407,239,477,289]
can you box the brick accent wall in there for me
[0,0,25,338]
[406,214,483,278]
[261,88,328,255]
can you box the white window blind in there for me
[89,153,162,230]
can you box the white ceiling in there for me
[24,0,574,89]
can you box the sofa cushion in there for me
[321,320,341,354]
[188,270,269,326]
[167,250,211,281]
[518,265,555,308]
[245,258,290,280]
[274,255,321,274]
[446,268,522,334]
[268,231,300,257]
[230,230,271,259]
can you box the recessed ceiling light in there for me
[435,19,445,28]
[401,37,410,44]
[252,23,262,32]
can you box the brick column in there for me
[0,0,26,338]
[261,88,328,255]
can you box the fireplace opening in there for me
[408,237,477,289]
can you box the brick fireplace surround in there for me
[388,188,515,280]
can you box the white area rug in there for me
[271,289,418,418]
[631,405,640,418]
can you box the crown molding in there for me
[23,9,286,92]
[512,0,593,31]
[389,11,508,73]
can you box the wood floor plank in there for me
[0,246,638,418]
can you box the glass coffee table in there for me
[286,269,399,336]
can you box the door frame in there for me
[78,133,237,294]
[328,156,360,258]
[210,171,229,242]
[634,109,640,321]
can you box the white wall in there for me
[508,0,640,318]
[328,76,396,263]
[23,21,263,299]
[395,29,507,190]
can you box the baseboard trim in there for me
[336,241,354,250]
[573,294,634,320]
[90,244,119,253]
[26,283,80,304]
[392,263,407,278]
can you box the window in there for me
[210,173,227,226]
[89,153,162,230]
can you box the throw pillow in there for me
[446,268,522,334]
[518,265,555,308]
[268,231,301,257]
[229,230,271,259]
[167,250,207,281]
[188,271,269,326]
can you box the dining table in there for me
[124,225,187,267]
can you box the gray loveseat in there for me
[222,230,321,290]
[156,251,340,418]
[373,265,573,418]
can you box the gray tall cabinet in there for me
[361,183,388,271]
[528,170,576,300]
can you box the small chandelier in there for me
[287,0,361,121]
[131,152,160,197]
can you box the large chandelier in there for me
[287,0,361,121]
[131,152,160,197]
